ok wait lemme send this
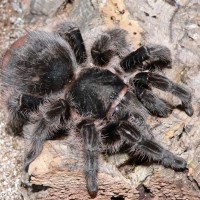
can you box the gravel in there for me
[0,112,23,200]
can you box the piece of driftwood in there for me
[14,0,200,199]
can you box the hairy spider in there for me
[1,22,193,197]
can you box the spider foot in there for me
[161,150,187,170]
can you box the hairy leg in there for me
[133,82,172,117]
[80,121,99,197]
[23,96,70,171]
[23,118,47,172]
[112,91,153,138]
[101,121,122,153]
[120,44,172,72]
[102,118,186,169]
[118,121,186,169]
[91,29,129,66]
[19,94,43,111]
[101,111,153,153]
[4,92,43,135]
[133,72,193,116]
[56,22,87,64]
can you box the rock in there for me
[30,0,65,16]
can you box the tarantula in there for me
[1,22,193,197]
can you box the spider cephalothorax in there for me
[1,22,193,197]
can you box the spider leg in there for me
[23,120,47,172]
[19,94,43,112]
[102,111,153,153]
[133,72,193,116]
[23,96,70,172]
[56,22,87,64]
[91,29,129,66]
[118,121,187,169]
[5,93,26,135]
[102,119,186,169]
[113,91,153,138]
[120,44,172,72]
[80,121,99,197]
[101,121,121,153]
[133,82,172,117]
[129,112,154,140]
[3,92,43,135]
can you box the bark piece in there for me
[22,138,139,200]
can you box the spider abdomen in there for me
[2,31,75,96]
[69,68,126,118]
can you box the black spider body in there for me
[2,31,75,95]
[70,68,125,118]
[0,22,194,197]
